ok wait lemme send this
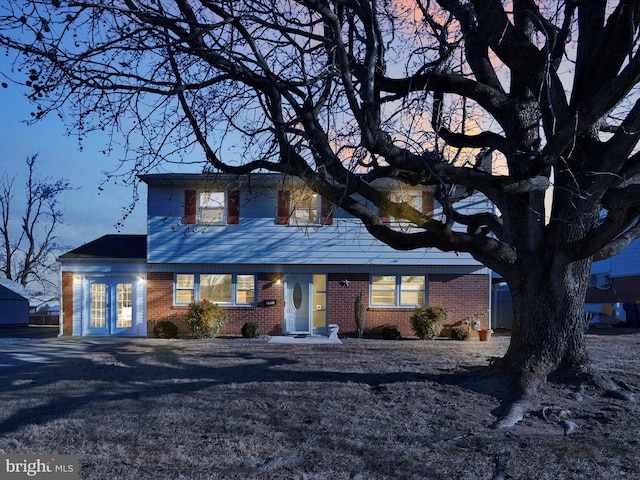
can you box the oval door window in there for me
[293,283,303,310]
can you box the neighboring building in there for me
[58,173,492,337]
[585,239,640,321]
[0,279,30,326]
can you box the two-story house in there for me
[58,173,492,337]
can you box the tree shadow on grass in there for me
[0,339,512,435]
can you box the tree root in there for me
[493,393,541,429]
[492,363,635,429]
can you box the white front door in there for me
[86,278,136,335]
[284,275,312,334]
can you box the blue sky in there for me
[0,62,156,252]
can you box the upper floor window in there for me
[174,273,256,306]
[278,189,333,225]
[379,189,434,227]
[184,189,240,225]
[198,191,226,224]
[292,192,320,224]
[370,275,426,307]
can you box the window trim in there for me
[197,190,227,225]
[175,274,196,304]
[174,273,256,306]
[370,274,427,307]
[184,189,240,226]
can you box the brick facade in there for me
[145,271,489,338]
[324,273,490,337]
[146,272,286,336]
[61,271,74,336]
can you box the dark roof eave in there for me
[58,234,147,260]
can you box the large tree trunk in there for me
[494,258,593,427]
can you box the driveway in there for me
[0,326,122,369]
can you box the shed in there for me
[0,280,30,326]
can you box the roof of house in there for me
[137,172,412,189]
[0,281,29,302]
[59,234,147,259]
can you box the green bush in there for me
[153,320,178,339]
[450,326,470,341]
[354,292,366,339]
[241,322,261,338]
[381,325,401,340]
[410,306,447,339]
[186,300,229,339]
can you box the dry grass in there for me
[0,332,639,479]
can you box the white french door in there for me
[86,278,136,335]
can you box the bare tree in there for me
[2,1,640,426]
[0,154,71,297]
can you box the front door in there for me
[86,278,136,335]
[284,274,312,334]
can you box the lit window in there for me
[176,274,195,303]
[236,275,256,304]
[117,283,133,328]
[198,191,226,224]
[200,274,232,303]
[371,275,426,307]
[292,192,319,225]
[391,191,422,228]
[175,274,256,306]
[371,276,397,306]
[400,276,425,305]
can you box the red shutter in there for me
[321,197,333,225]
[277,190,291,225]
[422,191,434,216]
[227,189,240,224]
[184,190,197,225]
[378,192,391,225]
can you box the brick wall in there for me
[61,271,74,336]
[146,272,285,336]
[146,270,489,338]
[428,273,490,330]
[327,272,490,337]
[585,274,640,304]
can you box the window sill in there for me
[368,306,417,310]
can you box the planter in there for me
[478,329,493,342]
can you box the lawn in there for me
[0,333,639,479]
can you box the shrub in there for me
[354,292,366,338]
[381,325,401,340]
[410,306,447,339]
[153,320,178,339]
[241,322,261,338]
[450,326,470,341]
[186,300,229,339]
